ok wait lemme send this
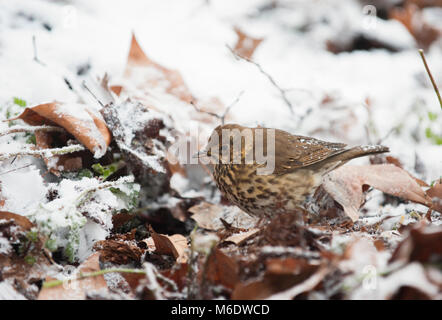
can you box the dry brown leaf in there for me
[233,27,263,59]
[390,4,441,50]
[322,164,432,221]
[427,181,442,213]
[266,266,329,300]
[0,212,53,299]
[223,228,260,245]
[93,239,143,265]
[189,202,224,230]
[124,34,194,103]
[370,154,429,187]
[34,130,84,174]
[232,258,320,300]
[0,211,34,230]
[405,0,442,8]
[150,228,188,263]
[38,252,108,300]
[160,262,188,291]
[206,248,239,290]
[390,220,442,264]
[12,102,111,158]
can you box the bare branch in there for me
[0,125,65,137]
[227,45,294,114]
[190,90,243,125]
[0,144,85,161]
[0,164,33,176]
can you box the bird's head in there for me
[195,123,250,163]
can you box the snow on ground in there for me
[0,0,441,298]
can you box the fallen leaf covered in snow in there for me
[11,102,111,158]
[123,34,194,103]
[322,164,432,221]
[101,99,171,175]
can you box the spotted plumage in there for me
[200,124,389,219]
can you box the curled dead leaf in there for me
[0,211,34,230]
[150,227,188,263]
[93,239,143,265]
[11,102,111,159]
[322,164,432,221]
[232,258,321,300]
[390,221,442,264]
[206,248,239,290]
[123,34,194,103]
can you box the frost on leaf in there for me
[30,176,138,262]
[101,99,175,186]
[8,102,111,174]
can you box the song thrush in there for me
[197,124,389,219]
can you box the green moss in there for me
[13,97,27,107]
[425,128,442,145]
[92,163,118,180]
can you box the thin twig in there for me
[190,90,243,125]
[227,45,294,114]
[0,144,85,161]
[223,90,244,124]
[32,35,46,66]
[418,49,442,110]
[42,268,146,289]
[75,175,134,207]
[82,81,105,107]
[0,164,33,176]
[0,125,64,137]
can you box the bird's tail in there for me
[338,145,390,162]
[320,145,389,175]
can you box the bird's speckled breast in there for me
[213,163,322,218]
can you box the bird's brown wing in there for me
[270,129,348,175]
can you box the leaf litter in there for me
[0,0,441,300]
